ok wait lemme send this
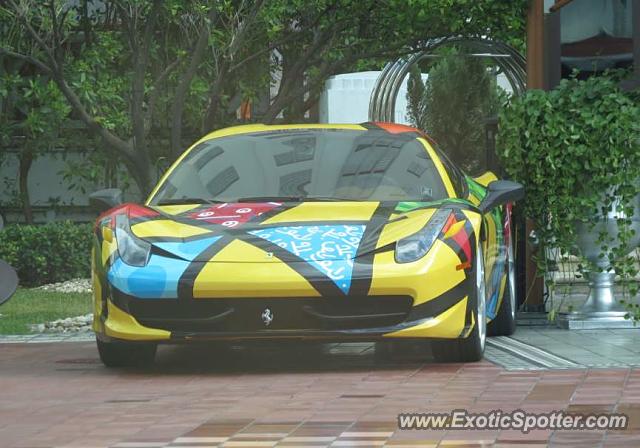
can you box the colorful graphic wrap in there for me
[486,213,506,319]
[189,202,282,227]
[249,225,366,293]
[395,201,430,213]
[153,236,222,261]
[108,255,190,299]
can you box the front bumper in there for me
[95,287,471,343]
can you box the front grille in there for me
[124,296,413,333]
[128,300,232,332]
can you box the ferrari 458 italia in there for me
[90,122,523,366]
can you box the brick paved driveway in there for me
[2,340,640,448]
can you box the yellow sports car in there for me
[90,122,523,366]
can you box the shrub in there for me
[496,74,640,314]
[406,48,505,173]
[0,221,93,287]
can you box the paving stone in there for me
[3,328,640,447]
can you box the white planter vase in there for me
[558,193,640,328]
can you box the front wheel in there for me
[96,338,157,368]
[431,244,487,362]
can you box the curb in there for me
[0,332,94,343]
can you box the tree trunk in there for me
[281,47,306,123]
[202,68,229,134]
[18,149,34,224]
[170,8,218,159]
[131,153,154,200]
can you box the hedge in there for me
[0,221,93,287]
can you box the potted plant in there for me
[496,74,640,325]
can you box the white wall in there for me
[0,151,90,207]
[319,70,511,126]
[318,71,426,125]
[0,149,140,223]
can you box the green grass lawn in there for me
[0,289,92,334]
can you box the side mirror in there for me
[89,188,123,214]
[478,180,524,214]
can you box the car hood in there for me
[129,201,443,263]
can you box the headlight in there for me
[114,213,151,267]
[395,209,451,263]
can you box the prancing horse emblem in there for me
[261,308,273,326]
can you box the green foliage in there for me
[0,74,71,147]
[497,74,640,317]
[0,72,72,221]
[400,0,529,51]
[0,289,92,334]
[0,222,93,286]
[67,32,131,136]
[406,66,428,131]
[407,50,505,172]
[1,0,529,197]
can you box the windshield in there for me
[149,129,449,204]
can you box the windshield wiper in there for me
[236,195,354,203]
[304,196,354,202]
[236,196,304,202]
[156,198,226,205]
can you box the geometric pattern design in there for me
[152,236,222,261]
[107,255,190,299]
[487,258,505,319]
[100,198,502,336]
[249,225,366,294]
[188,202,282,228]
[107,236,223,299]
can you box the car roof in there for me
[195,122,426,145]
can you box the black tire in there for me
[431,244,487,363]
[488,225,517,336]
[96,338,157,368]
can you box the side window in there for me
[433,147,467,198]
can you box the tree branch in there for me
[125,1,161,153]
[264,35,416,123]
[8,0,60,72]
[227,0,266,57]
[53,70,134,158]
[202,0,267,131]
[145,56,182,131]
[48,0,61,65]
[170,6,218,156]
[227,30,297,73]
[0,48,52,74]
[7,0,133,159]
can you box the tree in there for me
[0,0,271,195]
[407,49,505,172]
[1,0,528,199]
[0,70,71,223]
[262,0,528,123]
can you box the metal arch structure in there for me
[368,37,526,123]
